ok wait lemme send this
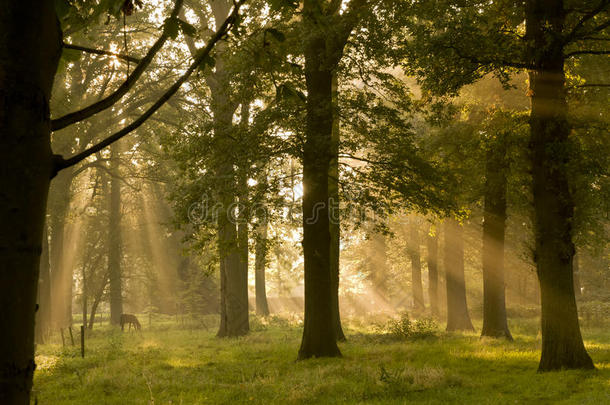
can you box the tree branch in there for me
[62,43,141,64]
[565,0,610,43]
[51,0,185,132]
[566,50,610,57]
[53,0,245,175]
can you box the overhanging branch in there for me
[51,0,185,132]
[53,0,245,176]
[62,43,141,64]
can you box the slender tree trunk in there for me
[526,0,594,371]
[298,5,340,358]
[444,219,474,332]
[255,216,270,316]
[88,275,108,330]
[408,221,425,314]
[0,2,61,403]
[481,137,512,340]
[36,224,52,343]
[330,73,346,341]
[237,171,250,314]
[108,142,123,325]
[426,230,439,317]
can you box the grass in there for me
[33,315,610,404]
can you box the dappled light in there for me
[0,0,607,404]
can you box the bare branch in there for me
[62,43,141,64]
[51,0,185,132]
[54,0,246,175]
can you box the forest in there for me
[0,0,608,404]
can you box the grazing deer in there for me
[120,314,142,331]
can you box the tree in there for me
[426,226,440,317]
[480,117,512,340]
[407,219,425,313]
[402,0,605,370]
[444,218,475,332]
[0,0,242,401]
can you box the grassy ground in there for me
[33,315,610,404]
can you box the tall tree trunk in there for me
[255,173,270,317]
[426,230,439,317]
[36,224,52,343]
[329,73,346,341]
[408,220,425,314]
[0,2,61,403]
[444,219,474,332]
[108,142,123,325]
[298,3,340,358]
[237,171,250,314]
[526,0,594,371]
[255,219,270,316]
[481,137,512,340]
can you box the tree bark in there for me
[426,230,439,317]
[298,3,341,358]
[408,221,425,314]
[330,73,346,341]
[108,142,123,325]
[255,214,270,317]
[444,219,474,332]
[526,0,594,371]
[481,137,512,340]
[0,2,61,403]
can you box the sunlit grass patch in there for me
[33,317,610,404]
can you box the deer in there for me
[120,314,142,331]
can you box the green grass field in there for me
[33,315,610,404]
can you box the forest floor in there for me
[33,315,610,404]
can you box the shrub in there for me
[385,312,439,339]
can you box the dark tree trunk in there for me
[88,274,108,330]
[330,73,346,342]
[255,217,270,316]
[408,221,425,314]
[36,224,52,343]
[254,170,270,317]
[526,0,594,371]
[237,171,249,314]
[426,230,439,317]
[0,2,61,403]
[444,219,474,332]
[298,5,340,358]
[481,137,512,340]
[108,142,123,325]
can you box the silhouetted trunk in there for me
[298,5,340,359]
[255,216,270,316]
[330,73,346,341]
[36,225,52,343]
[108,142,123,325]
[0,2,61,403]
[481,137,512,340]
[237,171,249,313]
[408,221,425,313]
[444,219,474,332]
[526,0,593,371]
[426,231,439,317]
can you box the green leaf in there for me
[198,54,216,71]
[62,48,82,63]
[54,0,71,20]
[265,28,286,42]
[177,19,198,38]
[163,17,180,40]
